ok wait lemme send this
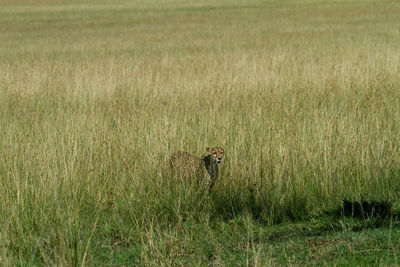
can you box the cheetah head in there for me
[206,147,225,164]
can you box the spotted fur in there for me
[169,147,225,188]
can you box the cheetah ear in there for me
[206,147,210,151]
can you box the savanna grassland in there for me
[1,0,400,265]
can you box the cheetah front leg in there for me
[204,172,213,186]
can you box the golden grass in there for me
[0,0,400,264]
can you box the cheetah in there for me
[169,147,225,189]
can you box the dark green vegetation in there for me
[1,0,400,265]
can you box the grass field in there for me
[1,0,400,265]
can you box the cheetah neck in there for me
[202,154,218,177]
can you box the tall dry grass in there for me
[0,0,399,264]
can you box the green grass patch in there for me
[1,0,400,265]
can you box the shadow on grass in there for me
[154,172,398,233]
[264,198,398,242]
[209,183,309,225]
[322,198,397,232]
[340,198,393,219]
[210,185,398,235]
[323,197,395,221]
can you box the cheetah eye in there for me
[213,152,217,155]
